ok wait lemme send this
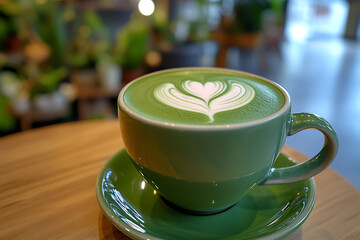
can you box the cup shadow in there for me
[147,193,257,239]
[98,211,130,240]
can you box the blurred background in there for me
[0,0,359,189]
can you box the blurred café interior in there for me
[0,0,359,189]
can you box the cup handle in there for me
[261,113,339,185]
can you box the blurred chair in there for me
[212,16,260,68]
[344,0,360,39]
[212,10,283,71]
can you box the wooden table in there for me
[0,120,359,240]
[211,32,260,68]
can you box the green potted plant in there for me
[226,0,285,34]
[20,1,69,112]
[0,70,23,132]
[67,10,111,88]
[153,0,211,69]
[114,13,150,84]
[22,62,68,112]
[0,0,71,133]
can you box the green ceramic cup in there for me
[118,68,338,214]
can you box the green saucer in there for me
[96,149,316,240]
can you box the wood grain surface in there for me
[0,120,359,240]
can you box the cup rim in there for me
[118,67,291,131]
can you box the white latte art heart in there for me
[154,80,255,122]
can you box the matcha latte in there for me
[122,68,285,125]
[117,68,338,213]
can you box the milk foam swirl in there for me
[154,80,255,122]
